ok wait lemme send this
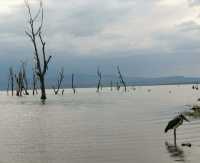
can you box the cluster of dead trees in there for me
[96,66,127,92]
[7,64,77,97]
[7,64,127,98]
[7,0,128,101]
[7,62,38,96]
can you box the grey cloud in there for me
[156,35,200,53]
[47,1,135,37]
[1,0,200,78]
[0,4,33,57]
[0,6,25,36]
[176,21,200,32]
[188,0,200,6]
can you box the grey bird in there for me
[165,114,189,145]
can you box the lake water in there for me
[0,85,200,163]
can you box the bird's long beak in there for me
[183,115,189,122]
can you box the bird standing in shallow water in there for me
[165,114,189,146]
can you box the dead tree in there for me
[72,73,76,94]
[15,70,23,96]
[96,67,102,92]
[32,67,38,95]
[117,66,127,92]
[62,89,64,95]
[116,81,120,91]
[52,68,64,95]
[21,61,29,95]
[7,67,14,96]
[25,0,52,100]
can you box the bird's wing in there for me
[165,117,180,133]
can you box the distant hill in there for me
[46,75,200,88]
[2,74,200,91]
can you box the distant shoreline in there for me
[3,75,199,91]
[2,83,195,92]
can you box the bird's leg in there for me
[174,129,177,146]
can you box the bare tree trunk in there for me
[96,67,102,92]
[40,76,46,99]
[21,62,29,95]
[11,69,14,96]
[72,73,76,94]
[117,66,126,92]
[15,74,19,96]
[62,89,64,95]
[32,68,38,95]
[7,67,14,96]
[15,70,23,97]
[116,81,120,91]
[25,0,52,100]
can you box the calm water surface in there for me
[0,85,200,163]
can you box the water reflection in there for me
[41,99,46,105]
[165,141,186,162]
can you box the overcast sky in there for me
[0,0,200,77]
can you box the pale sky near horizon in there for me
[0,0,200,77]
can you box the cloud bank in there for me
[0,0,200,77]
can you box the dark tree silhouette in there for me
[25,0,52,100]
[7,67,14,96]
[52,68,64,95]
[96,67,102,92]
[117,66,127,92]
[32,67,38,95]
[72,73,76,94]
[116,81,120,91]
[21,61,29,95]
[62,89,64,95]
[15,69,23,96]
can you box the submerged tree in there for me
[7,67,14,96]
[72,73,76,94]
[62,89,64,95]
[52,67,64,95]
[117,66,127,92]
[96,67,102,92]
[21,61,29,95]
[32,67,38,95]
[15,69,23,96]
[116,81,120,91]
[25,0,52,100]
